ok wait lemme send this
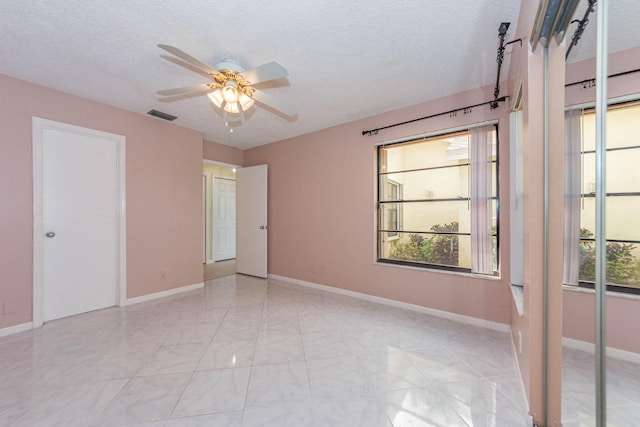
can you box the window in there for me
[564,101,640,293]
[509,110,524,286]
[377,124,499,274]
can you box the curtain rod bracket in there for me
[505,38,523,47]
[566,0,597,60]
[489,96,509,110]
[492,23,521,110]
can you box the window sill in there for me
[510,284,524,317]
[562,284,640,301]
[374,261,501,281]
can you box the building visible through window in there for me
[385,180,402,240]
[377,124,498,274]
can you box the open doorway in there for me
[203,160,238,280]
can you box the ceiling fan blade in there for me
[157,44,219,75]
[241,62,288,85]
[157,84,213,96]
[252,89,297,117]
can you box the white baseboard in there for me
[563,337,640,364]
[0,322,33,338]
[268,274,510,333]
[126,282,204,306]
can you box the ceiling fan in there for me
[156,44,296,118]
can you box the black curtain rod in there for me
[363,66,639,137]
[361,96,508,136]
[565,68,640,89]
[363,23,519,137]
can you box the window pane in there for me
[606,149,640,193]
[580,197,640,242]
[607,197,640,241]
[582,152,596,194]
[380,132,470,173]
[582,150,640,194]
[379,201,470,234]
[579,240,640,289]
[379,232,471,269]
[381,166,469,201]
[491,161,498,198]
[579,199,596,237]
[377,125,498,273]
[582,102,640,151]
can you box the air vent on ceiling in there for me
[147,109,177,121]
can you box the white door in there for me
[213,177,236,261]
[236,165,267,278]
[33,118,124,324]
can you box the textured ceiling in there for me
[1,2,636,150]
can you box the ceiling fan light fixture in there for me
[223,101,240,114]
[207,89,224,108]
[238,92,255,111]
[157,45,296,119]
[221,80,239,103]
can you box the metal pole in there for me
[595,1,608,426]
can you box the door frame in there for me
[32,118,126,328]
[203,159,239,264]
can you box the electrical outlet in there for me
[160,270,167,280]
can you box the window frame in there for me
[566,99,640,295]
[375,123,500,274]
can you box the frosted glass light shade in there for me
[223,101,240,114]
[207,90,224,108]
[238,93,255,111]
[221,82,239,103]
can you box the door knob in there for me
[259,225,268,230]
[45,231,56,238]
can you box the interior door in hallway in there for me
[213,177,236,261]
[34,118,124,323]
[236,165,267,278]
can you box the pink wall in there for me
[0,73,204,329]
[506,2,535,406]
[506,2,567,424]
[244,84,513,325]
[203,139,244,166]
[562,46,640,355]
[509,41,566,425]
[566,46,640,107]
[563,290,640,354]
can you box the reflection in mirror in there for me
[562,1,640,425]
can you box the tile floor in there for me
[2,274,534,426]
[203,260,237,281]
[562,347,640,426]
